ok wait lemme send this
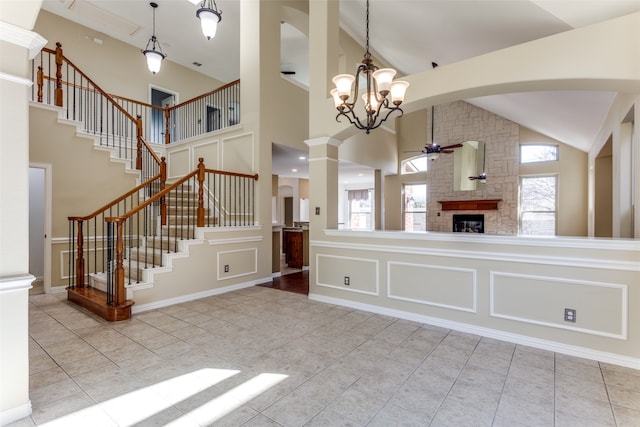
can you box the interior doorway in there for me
[150,87,177,144]
[284,197,293,227]
[29,164,51,294]
[594,137,613,237]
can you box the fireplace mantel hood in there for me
[438,199,501,210]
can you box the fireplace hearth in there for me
[453,214,484,233]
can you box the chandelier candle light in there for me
[331,0,409,134]
[197,0,222,40]
[142,2,166,74]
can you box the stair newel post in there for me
[197,158,205,227]
[160,157,167,226]
[136,115,143,170]
[37,66,43,103]
[164,103,171,145]
[114,218,126,306]
[75,220,85,288]
[54,42,63,107]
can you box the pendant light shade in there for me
[197,0,222,40]
[144,46,164,74]
[142,2,166,74]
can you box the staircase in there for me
[86,185,208,299]
[32,42,253,322]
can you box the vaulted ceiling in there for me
[41,0,640,179]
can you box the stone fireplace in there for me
[453,214,485,233]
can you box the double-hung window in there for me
[403,184,426,231]
[519,175,557,235]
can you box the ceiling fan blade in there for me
[440,143,463,150]
[401,150,424,153]
[441,149,454,154]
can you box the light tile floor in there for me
[9,287,640,426]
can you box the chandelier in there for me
[196,0,222,40]
[142,2,166,74]
[330,0,409,134]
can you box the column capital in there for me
[304,136,343,148]
[0,21,47,59]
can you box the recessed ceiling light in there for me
[298,156,306,160]
[358,173,363,177]
[291,169,298,172]
[186,0,200,5]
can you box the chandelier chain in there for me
[364,0,370,59]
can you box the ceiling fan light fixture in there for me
[141,2,166,74]
[197,0,222,40]
[427,152,439,162]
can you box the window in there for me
[403,184,426,231]
[520,175,557,235]
[347,189,373,230]
[520,144,558,164]
[401,155,428,174]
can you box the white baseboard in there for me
[0,401,32,426]
[132,277,271,313]
[308,293,640,370]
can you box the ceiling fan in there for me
[406,62,463,161]
[468,172,487,182]
[404,104,463,161]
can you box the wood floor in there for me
[258,270,309,295]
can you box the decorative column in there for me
[374,169,384,230]
[0,14,47,425]
[306,137,342,241]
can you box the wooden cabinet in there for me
[284,229,303,268]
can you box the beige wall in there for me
[34,10,225,103]
[29,105,140,287]
[520,127,588,236]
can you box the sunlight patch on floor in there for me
[41,368,240,426]
[165,373,289,426]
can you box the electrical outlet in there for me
[344,276,350,286]
[224,264,229,273]
[315,207,321,215]
[564,308,576,322]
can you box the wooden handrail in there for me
[106,168,200,223]
[68,167,164,222]
[110,94,164,111]
[167,79,240,112]
[106,159,259,224]
[204,168,259,180]
[50,44,137,123]
[39,75,164,112]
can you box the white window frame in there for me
[519,174,558,236]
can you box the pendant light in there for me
[197,0,222,40]
[142,2,166,74]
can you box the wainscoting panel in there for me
[193,140,219,169]
[167,147,191,179]
[217,247,258,281]
[221,133,254,174]
[388,261,477,313]
[316,254,379,296]
[490,272,627,339]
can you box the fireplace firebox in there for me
[453,214,484,233]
